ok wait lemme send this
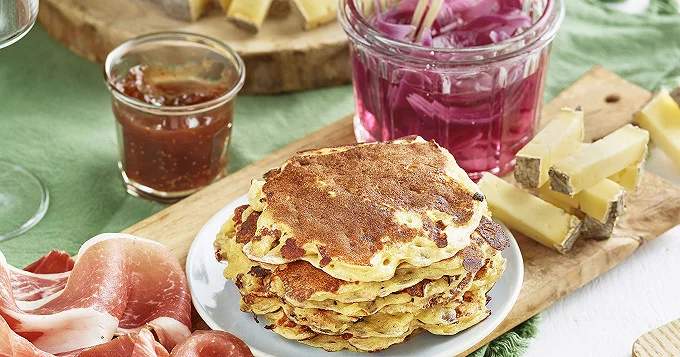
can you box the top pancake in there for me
[242,136,488,282]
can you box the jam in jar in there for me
[104,32,245,202]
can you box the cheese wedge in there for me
[142,0,211,21]
[537,185,579,216]
[609,160,645,192]
[538,179,626,224]
[634,88,680,168]
[225,0,273,32]
[515,107,584,189]
[578,142,645,192]
[478,173,582,254]
[291,0,336,30]
[549,124,649,195]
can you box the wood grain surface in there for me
[633,318,680,357]
[121,66,680,356]
[37,0,350,94]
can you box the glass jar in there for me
[339,0,565,180]
[104,32,245,203]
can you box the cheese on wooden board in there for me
[291,0,337,30]
[634,88,680,168]
[142,0,211,21]
[609,161,645,192]
[515,107,584,189]
[478,173,582,254]
[225,0,273,32]
[549,124,649,195]
[538,179,626,225]
[578,142,645,192]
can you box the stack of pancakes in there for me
[214,137,509,352]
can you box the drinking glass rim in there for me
[103,31,246,115]
[338,0,565,64]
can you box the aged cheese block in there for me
[635,88,680,168]
[291,0,337,30]
[515,107,584,189]
[549,124,649,195]
[609,161,645,192]
[225,0,273,32]
[478,173,582,254]
[141,0,212,21]
[538,179,626,225]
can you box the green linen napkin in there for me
[1,1,679,356]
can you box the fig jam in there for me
[112,65,236,199]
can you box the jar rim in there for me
[338,0,565,64]
[103,31,246,115]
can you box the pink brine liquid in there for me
[350,0,552,180]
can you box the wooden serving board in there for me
[633,318,680,357]
[38,0,349,94]
[121,66,680,356]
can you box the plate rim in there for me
[186,195,524,357]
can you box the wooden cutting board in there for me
[121,66,680,356]
[37,0,349,94]
[633,318,680,357]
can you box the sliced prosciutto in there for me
[0,233,192,354]
[23,250,74,274]
[170,331,254,357]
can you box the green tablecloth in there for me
[1,1,679,356]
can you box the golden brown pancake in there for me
[214,206,506,346]
[241,137,489,282]
[212,137,510,352]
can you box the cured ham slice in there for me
[0,234,192,354]
[23,250,74,274]
[170,331,254,357]
[0,314,51,357]
[76,329,170,357]
[0,233,254,357]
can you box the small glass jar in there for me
[104,32,245,203]
[339,0,564,180]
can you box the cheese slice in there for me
[538,179,626,224]
[609,160,645,192]
[634,88,680,168]
[549,124,649,195]
[478,173,582,254]
[291,0,336,30]
[514,107,584,189]
[578,142,645,192]
[225,0,273,32]
[142,0,211,21]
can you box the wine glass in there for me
[0,0,48,241]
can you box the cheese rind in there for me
[538,179,626,224]
[634,88,680,168]
[549,124,649,195]
[226,0,273,32]
[478,173,582,254]
[291,0,337,30]
[581,214,618,240]
[515,107,584,189]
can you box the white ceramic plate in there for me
[186,195,524,357]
